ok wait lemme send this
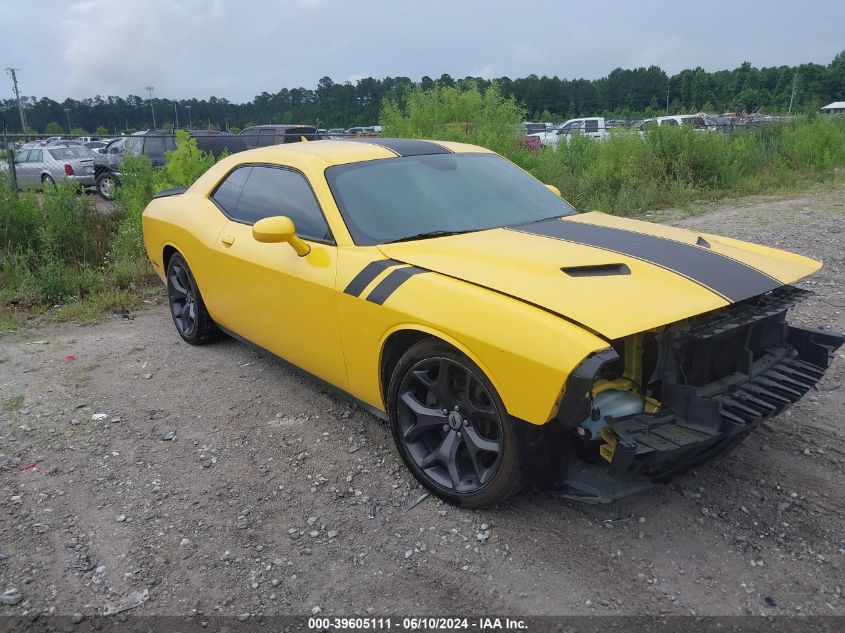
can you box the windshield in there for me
[326,153,576,245]
[48,146,98,159]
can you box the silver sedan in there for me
[13,145,99,189]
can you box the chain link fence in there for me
[1,113,787,195]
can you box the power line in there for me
[5,67,27,131]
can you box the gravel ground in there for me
[0,188,843,622]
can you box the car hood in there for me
[378,212,821,339]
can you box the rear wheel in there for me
[387,340,523,508]
[41,174,55,189]
[96,172,118,200]
[166,252,220,345]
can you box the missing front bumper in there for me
[555,287,844,503]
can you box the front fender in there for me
[337,257,610,425]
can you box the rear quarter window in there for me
[211,166,251,215]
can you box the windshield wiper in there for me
[386,229,475,244]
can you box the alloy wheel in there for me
[168,261,197,337]
[396,357,504,494]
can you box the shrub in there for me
[0,178,114,304]
[381,82,524,155]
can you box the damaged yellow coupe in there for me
[142,138,843,507]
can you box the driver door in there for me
[208,164,347,389]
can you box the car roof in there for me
[215,138,493,169]
[245,124,316,130]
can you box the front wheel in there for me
[166,252,220,345]
[387,340,523,508]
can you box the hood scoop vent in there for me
[561,263,631,277]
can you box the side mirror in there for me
[544,184,562,197]
[252,216,311,257]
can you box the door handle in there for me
[221,234,235,246]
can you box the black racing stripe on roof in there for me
[365,266,428,305]
[509,219,781,303]
[343,259,403,297]
[345,137,454,157]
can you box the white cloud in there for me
[62,1,169,96]
[471,64,496,79]
[60,0,227,97]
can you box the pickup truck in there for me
[537,117,610,148]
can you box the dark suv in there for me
[239,125,318,148]
[94,131,247,200]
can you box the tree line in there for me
[2,52,843,135]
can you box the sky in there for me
[1,0,843,102]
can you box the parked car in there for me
[94,131,247,200]
[326,128,347,139]
[638,115,709,133]
[346,126,379,136]
[13,144,100,190]
[536,117,610,148]
[141,137,842,508]
[84,140,108,152]
[46,138,82,147]
[76,136,100,143]
[523,122,548,135]
[239,125,317,148]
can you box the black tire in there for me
[96,172,119,200]
[41,174,55,189]
[387,339,523,508]
[166,252,220,345]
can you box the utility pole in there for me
[5,68,27,131]
[788,73,798,114]
[64,108,72,134]
[186,105,192,128]
[666,83,670,115]
[173,102,179,129]
[145,86,156,130]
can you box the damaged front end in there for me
[554,286,844,503]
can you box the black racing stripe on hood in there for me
[343,259,402,297]
[509,219,781,302]
[345,138,453,157]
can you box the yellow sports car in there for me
[142,138,843,507]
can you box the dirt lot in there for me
[1,188,843,622]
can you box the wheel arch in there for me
[378,325,504,413]
[162,244,178,272]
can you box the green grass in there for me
[3,394,24,412]
[507,117,845,214]
[51,289,144,323]
[0,307,21,331]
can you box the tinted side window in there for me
[234,166,330,240]
[663,119,679,127]
[16,150,31,163]
[164,136,177,151]
[584,120,598,133]
[31,150,43,162]
[212,166,251,215]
